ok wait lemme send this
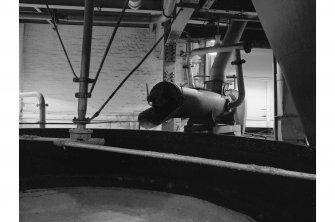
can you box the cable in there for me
[44,0,78,79]
[89,0,130,95]
[90,8,184,121]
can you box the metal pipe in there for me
[76,0,94,129]
[138,81,228,129]
[228,50,245,109]
[151,0,177,24]
[19,92,46,128]
[19,135,315,181]
[209,21,247,92]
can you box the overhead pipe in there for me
[19,92,46,128]
[138,81,230,129]
[251,0,316,146]
[150,0,177,24]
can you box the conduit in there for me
[19,92,46,128]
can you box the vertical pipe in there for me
[273,54,278,140]
[209,21,247,81]
[228,50,245,109]
[77,0,94,129]
[208,21,247,93]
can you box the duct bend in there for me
[151,0,177,24]
[138,81,231,129]
[19,91,46,128]
[208,21,247,93]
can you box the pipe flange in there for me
[73,77,95,83]
[72,117,90,124]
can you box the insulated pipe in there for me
[228,50,245,109]
[138,81,228,129]
[19,92,46,128]
[76,0,94,129]
[251,0,316,146]
[151,0,177,24]
[209,21,247,92]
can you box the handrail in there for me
[19,91,46,128]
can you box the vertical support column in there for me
[273,55,278,140]
[70,0,94,141]
[162,21,178,131]
[77,0,94,129]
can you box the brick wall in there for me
[20,23,186,126]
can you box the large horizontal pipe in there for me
[19,135,316,181]
[138,81,229,129]
[19,91,46,128]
